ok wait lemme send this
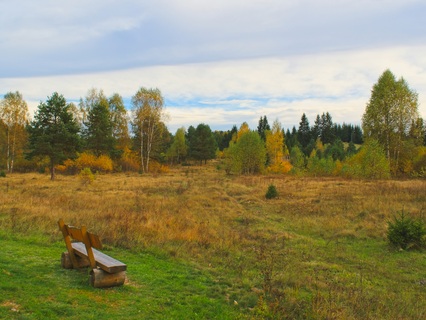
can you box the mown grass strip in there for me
[0,232,241,319]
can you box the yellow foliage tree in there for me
[236,122,250,141]
[119,146,140,172]
[265,120,291,173]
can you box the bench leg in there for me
[89,269,126,288]
[61,252,90,269]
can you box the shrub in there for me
[149,160,169,174]
[266,160,293,174]
[119,152,140,172]
[79,167,95,185]
[341,139,390,179]
[387,211,426,250]
[0,171,6,177]
[95,155,113,173]
[265,184,278,199]
[74,152,113,173]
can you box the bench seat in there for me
[72,242,127,274]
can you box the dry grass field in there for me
[1,163,425,319]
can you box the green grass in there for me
[0,231,241,319]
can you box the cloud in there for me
[1,0,425,77]
[1,44,425,133]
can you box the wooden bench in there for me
[58,218,127,288]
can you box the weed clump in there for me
[265,184,278,199]
[387,211,425,250]
[79,167,95,185]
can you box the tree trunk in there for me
[6,126,10,173]
[50,160,55,180]
[140,125,144,173]
[11,125,16,173]
[146,118,154,173]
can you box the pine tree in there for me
[84,96,115,157]
[257,115,271,141]
[297,113,311,153]
[189,123,217,164]
[26,92,81,180]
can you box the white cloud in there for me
[2,45,425,133]
[2,0,425,78]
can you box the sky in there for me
[1,0,426,132]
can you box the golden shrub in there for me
[266,160,293,174]
[75,152,97,170]
[74,152,113,173]
[149,160,170,174]
[119,148,140,172]
[54,164,67,173]
[95,155,113,173]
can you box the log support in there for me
[90,269,126,288]
[61,252,90,269]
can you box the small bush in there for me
[387,211,426,250]
[265,184,278,199]
[149,160,169,174]
[0,171,6,177]
[79,168,95,185]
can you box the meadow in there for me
[1,163,425,319]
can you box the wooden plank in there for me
[71,242,127,273]
[88,232,103,250]
[65,226,84,242]
[58,219,79,269]
[81,226,97,269]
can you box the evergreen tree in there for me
[286,126,299,152]
[321,112,334,144]
[84,96,115,157]
[297,113,311,153]
[312,114,321,142]
[257,115,271,141]
[324,138,345,161]
[189,123,217,164]
[26,92,81,180]
[216,125,238,150]
[352,125,363,144]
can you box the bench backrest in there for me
[58,218,102,269]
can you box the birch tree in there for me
[131,87,165,173]
[109,93,130,150]
[167,127,187,164]
[0,91,29,173]
[362,69,420,174]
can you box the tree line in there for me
[1,69,425,179]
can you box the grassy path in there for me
[0,232,240,319]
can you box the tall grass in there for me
[0,164,425,318]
